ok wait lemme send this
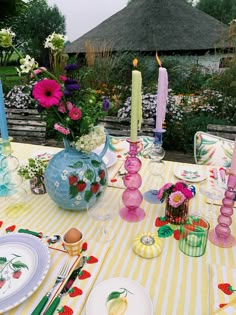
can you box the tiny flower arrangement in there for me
[157,181,195,208]
[0,28,110,152]
[18,158,47,180]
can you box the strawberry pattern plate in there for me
[0,233,50,313]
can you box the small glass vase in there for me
[165,198,189,225]
[30,176,46,195]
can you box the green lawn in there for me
[0,66,18,75]
[0,66,27,92]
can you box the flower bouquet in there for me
[157,181,196,224]
[0,28,110,152]
[0,28,111,209]
[18,158,47,194]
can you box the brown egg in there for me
[64,228,82,243]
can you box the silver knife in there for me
[44,256,86,315]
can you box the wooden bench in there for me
[98,116,155,137]
[207,124,236,141]
[6,108,47,144]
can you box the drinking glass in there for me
[199,180,224,219]
[143,145,165,204]
[179,215,210,257]
[87,196,119,242]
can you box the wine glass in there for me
[86,195,119,242]
[199,180,224,219]
[143,144,165,204]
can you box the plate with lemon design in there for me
[86,277,153,315]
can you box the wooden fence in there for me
[98,116,155,137]
[6,108,46,144]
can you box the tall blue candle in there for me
[0,79,9,141]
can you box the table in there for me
[1,142,236,315]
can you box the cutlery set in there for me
[31,256,86,315]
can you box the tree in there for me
[196,0,236,25]
[11,0,65,66]
[0,0,16,19]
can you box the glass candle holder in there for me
[208,173,236,248]
[179,215,210,257]
[119,139,145,222]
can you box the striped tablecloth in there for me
[1,142,236,315]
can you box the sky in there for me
[46,0,128,42]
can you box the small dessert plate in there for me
[174,167,207,183]
[86,277,153,315]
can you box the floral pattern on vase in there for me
[44,137,109,211]
[165,198,189,225]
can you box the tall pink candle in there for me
[155,54,168,131]
[230,139,236,175]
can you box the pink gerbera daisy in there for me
[169,191,186,208]
[32,79,63,108]
[69,107,82,120]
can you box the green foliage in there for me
[9,0,65,65]
[196,0,236,24]
[167,62,211,94]
[207,59,236,96]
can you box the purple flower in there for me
[66,83,80,91]
[103,97,110,111]
[64,89,71,96]
[64,64,79,71]
[65,79,78,85]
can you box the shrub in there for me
[4,83,36,109]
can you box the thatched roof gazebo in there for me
[65,0,229,55]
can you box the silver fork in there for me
[31,259,70,315]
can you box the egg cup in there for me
[63,234,84,256]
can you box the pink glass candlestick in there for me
[208,173,236,248]
[119,139,145,222]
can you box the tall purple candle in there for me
[155,54,168,131]
[0,79,9,141]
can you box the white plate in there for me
[93,148,117,168]
[86,277,153,315]
[0,233,50,313]
[174,167,207,183]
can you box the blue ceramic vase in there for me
[44,132,109,211]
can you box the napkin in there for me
[0,220,110,315]
[6,239,110,314]
[108,159,126,189]
[107,137,127,189]
[210,264,236,315]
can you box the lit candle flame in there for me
[156,52,162,67]
[133,58,138,68]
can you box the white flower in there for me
[0,27,15,47]
[55,181,59,188]
[17,55,38,74]
[74,126,106,153]
[44,32,66,51]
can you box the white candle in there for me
[230,139,236,175]
[155,55,168,131]
[0,79,9,141]
[130,59,142,142]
